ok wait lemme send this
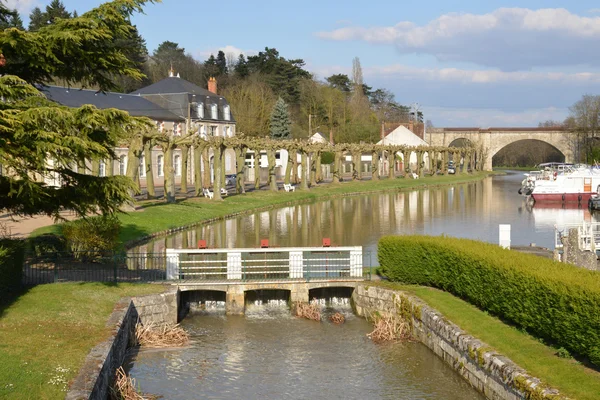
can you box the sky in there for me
[9,0,600,127]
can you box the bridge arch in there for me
[492,139,565,167]
[427,128,573,170]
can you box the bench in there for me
[283,183,296,192]
[202,188,214,199]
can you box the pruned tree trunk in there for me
[417,151,424,177]
[301,151,309,190]
[389,150,397,179]
[292,152,299,184]
[164,145,176,203]
[144,141,155,199]
[235,145,247,194]
[202,148,210,188]
[193,145,203,196]
[371,151,379,180]
[333,150,342,183]
[267,148,278,191]
[310,152,317,186]
[213,144,223,200]
[254,150,261,190]
[352,151,360,181]
[180,144,189,195]
[315,151,322,183]
[442,150,448,175]
[284,149,293,185]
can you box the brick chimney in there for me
[408,120,414,132]
[208,77,217,94]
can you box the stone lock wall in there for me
[352,284,565,400]
[65,288,179,400]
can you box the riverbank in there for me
[0,283,165,399]
[371,281,600,400]
[31,171,498,246]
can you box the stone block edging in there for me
[65,288,179,400]
[352,284,566,400]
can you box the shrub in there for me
[321,151,334,165]
[0,239,25,298]
[27,233,66,258]
[62,215,121,257]
[378,235,600,367]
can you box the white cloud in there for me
[5,0,40,14]
[364,64,600,84]
[589,8,600,14]
[195,45,257,61]
[316,8,600,70]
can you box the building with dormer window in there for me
[42,73,237,189]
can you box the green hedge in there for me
[378,235,600,366]
[0,239,25,299]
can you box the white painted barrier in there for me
[166,246,364,281]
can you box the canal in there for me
[128,171,592,398]
[137,171,596,255]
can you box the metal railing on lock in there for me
[166,246,365,282]
[555,222,600,251]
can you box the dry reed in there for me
[135,322,189,348]
[111,367,158,400]
[295,302,321,321]
[366,313,412,343]
[329,312,346,324]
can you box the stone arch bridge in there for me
[427,127,572,170]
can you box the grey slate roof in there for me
[42,86,184,121]
[130,77,235,123]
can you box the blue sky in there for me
[10,0,600,127]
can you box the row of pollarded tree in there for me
[122,129,481,203]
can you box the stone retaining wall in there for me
[65,288,179,400]
[352,284,565,400]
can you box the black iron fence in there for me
[22,250,374,285]
[22,252,169,285]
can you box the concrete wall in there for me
[352,284,565,400]
[66,288,179,400]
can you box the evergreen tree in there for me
[45,0,71,24]
[270,97,292,140]
[28,7,45,31]
[326,74,351,92]
[216,50,227,75]
[234,54,248,78]
[0,9,23,30]
[28,0,71,31]
[204,54,219,78]
[0,0,153,218]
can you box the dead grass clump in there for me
[329,312,345,324]
[366,313,412,343]
[111,367,158,400]
[135,323,189,348]
[295,302,321,321]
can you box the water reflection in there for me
[134,172,600,256]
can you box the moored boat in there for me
[530,164,600,203]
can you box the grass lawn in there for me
[32,172,496,245]
[0,283,166,399]
[375,282,600,400]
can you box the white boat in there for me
[518,163,573,196]
[529,164,600,204]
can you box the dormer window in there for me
[157,120,164,133]
[210,104,218,119]
[173,122,182,136]
[197,102,204,119]
[224,105,230,121]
